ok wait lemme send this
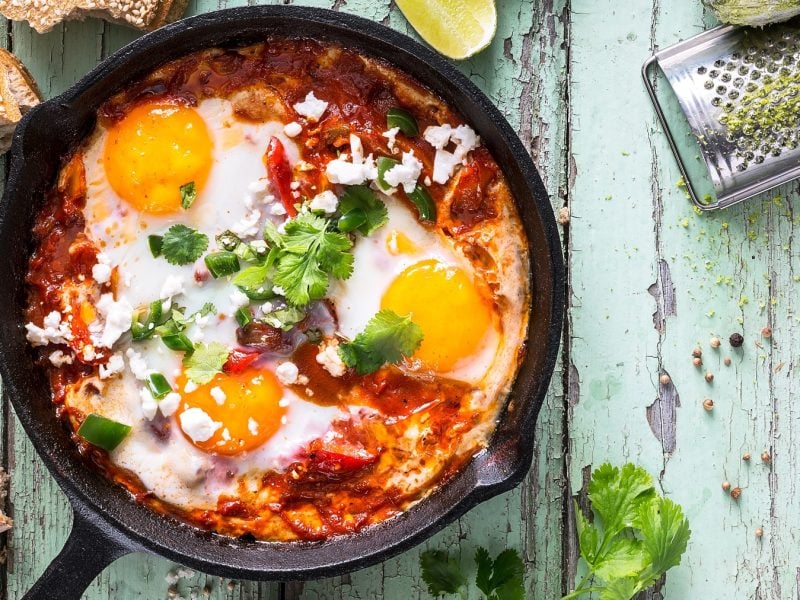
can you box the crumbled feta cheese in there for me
[159,275,185,310]
[221,428,231,441]
[184,380,199,394]
[293,92,329,122]
[90,294,134,349]
[248,178,269,194]
[383,151,423,193]
[261,301,273,314]
[99,353,125,379]
[278,397,291,408]
[309,190,339,214]
[270,203,287,216]
[159,392,181,417]
[275,361,299,385]
[423,124,481,184]
[382,127,400,153]
[316,342,346,377]
[248,418,259,436]
[229,289,250,311]
[82,345,97,361]
[325,134,378,185]
[284,121,303,137]
[140,387,158,421]
[25,311,73,346]
[231,208,262,239]
[179,408,222,443]
[272,285,286,297]
[424,176,432,186]
[250,240,267,254]
[125,348,150,380]
[210,386,227,405]
[92,253,112,285]
[48,350,73,367]
[290,181,301,191]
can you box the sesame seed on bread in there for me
[0,0,190,34]
[0,49,41,154]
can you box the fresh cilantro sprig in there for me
[265,212,354,307]
[339,309,423,375]
[158,224,209,266]
[420,547,523,600]
[180,182,197,210]
[336,185,389,236]
[183,341,228,385]
[563,463,691,600]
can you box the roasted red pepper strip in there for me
[264,136,297,217]
[223,348,260,374]
[309,439,379,474]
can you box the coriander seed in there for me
[693,357,703,367]
[730,333,744,348]
[659,374,671,385]
[761,326,772,339]
[710,336,721,348]
[705,371,714,383]
[692,347,703,358]
[724,357,732,366]
[722,480,731,491]
[731,486,742,500]
[743,452,751,461]
[755,527,764,538]
[703,398,714,411]
[761,451,771,463]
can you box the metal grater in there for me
[643,19,800,210]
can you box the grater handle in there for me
[641,55,719,211]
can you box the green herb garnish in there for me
[148,234,163,258]
[419,547,523,600]
[262,305,306,331]
[387,107,419,137]
[563,463,691,600]
[337,185,388,236]
[408,185,437,223]
[232,260,274,301]
[235,307,252,328]
[160,224,209,266]
[131,300,166,341]
[204,251,240,278]
[180,181,197,210]
[146,373,172,399]
[183,341,229,385]
[77,414,131,452]
[338,309,423,375]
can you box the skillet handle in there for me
[23,503,134,600]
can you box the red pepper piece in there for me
[265,136,297,217]
[223,348,260,374]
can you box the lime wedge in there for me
[395,0,497,60]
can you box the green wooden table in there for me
[2,1,794,598]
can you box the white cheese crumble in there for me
[231,207,262,239]
[25,311,73,346]
[48,350,73,367]
[140,387,158,421]
[423,124,481,184]
[284,121,303,137]
[99,353,125,379]
[316,342,346,377]
[229,289,250,311]
[125,348,150,380]
[293,92,329,122]
[92,253,112,285]
[90,294,134,349]
[383,151,423,193]
[272,285,286,297]
[248,178,269,194]
[159,275,185,310]
[159,392,181,417]
[382,127,400,153]
[325,134,378,185]
[248,417,259,436]
[309,190,339,214]
[270,203,287,216]
[275,361,299,385]
[209,386,227,405]
[184,380,199,394]
[250,240,267,254]
[179,408,222,443]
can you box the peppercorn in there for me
[703,398,714,411]
[722,481,731,491]
[730,333,744,347]
[761,451,771,463]
[710,336,721,348]
[743,452,751,461]
[692,347,703,358]
[761,326,772,339]
[693,357,703,367]
[731,486,742,500]
[724,357,732,366]
[755,527,763,538]
[659,374,671,385]
[705,371,714,383]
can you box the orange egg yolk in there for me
[103,102,213,214]
[381,259,494,372]
[176,367,286,455]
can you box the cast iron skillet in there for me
[0,6,564,599]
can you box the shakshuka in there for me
[24,38,530,541]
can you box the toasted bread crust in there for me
[0,49,41,153]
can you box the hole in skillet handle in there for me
[22,494,140,600]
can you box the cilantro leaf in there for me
[420,550,466,597]
[485,549,524,600]
[173,302,216,327]
[337,185,389,236]
[588,463,655,537]
[183,342,228,384]
[160,224,209,266]
[592,538,645,582]
[271,213,353,306]
[598,577,638,600]
[180,181,197,209]
[338,309,423,375]
[638,497,691,577]
[475,547,493,595]
[263,305,306,331]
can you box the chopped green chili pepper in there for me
[235,307,253,328]
[77,413,131,452]
[148,235,164,258]
[204,251,240,278]
[337,209,368,233]
[161,333,194,353]
[387,108,419,137]
[131,300,164,341]
[146,373,172,399]
[376,156,400,192]
[408,185,436,223]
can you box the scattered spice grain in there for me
[743,453,751,461]
[710,336,721,348]
[724,356,732,366]
[730,333,744,347]
[692,347,703,358]
[761,326,772,339]
[722,481,731,491]
[731,486,742,500]
[705,371,714,383]
[693,357,703,367]
[659,374,671,385]
[755,527,764,538]
[761,451,771,463]
[703,398,714,411]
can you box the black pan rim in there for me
[0,5,565,581]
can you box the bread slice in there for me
[0,0,190,34]
[0,49,41,154]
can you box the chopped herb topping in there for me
[337,185,389,236]
[183,341,229,385]
[262,305,306,331]
[180,181,197,210]
[160,224,209,266]
[338,309,423,375]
